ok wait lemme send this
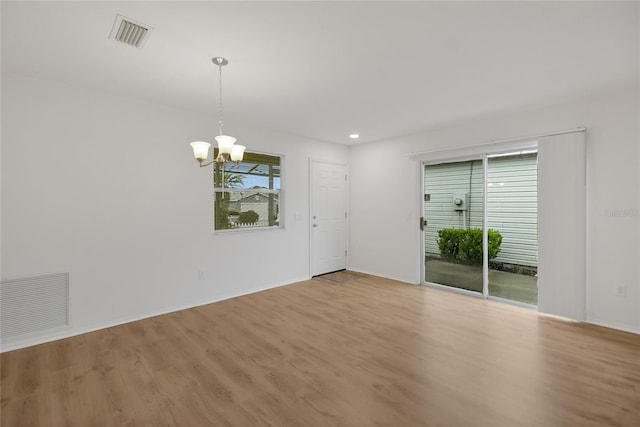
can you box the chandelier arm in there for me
[197,159,216,168]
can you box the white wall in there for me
[3,78,638,349]
[1,74,347,350]
[349,87,640,334]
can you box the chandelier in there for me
[190,57,246,168]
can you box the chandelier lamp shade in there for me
[190,57,246,167]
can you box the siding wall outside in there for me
[423,160,483,258]
[424,153,538,267]
[487,153,538,267]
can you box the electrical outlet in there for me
[198,270,204,281]
[615,285,627,297]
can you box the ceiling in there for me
[2,1,638,145]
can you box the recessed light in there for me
[349,133,360,139]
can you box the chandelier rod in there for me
[212,57,229,136]
[217,59,224,136]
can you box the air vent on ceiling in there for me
[109,15,153,48]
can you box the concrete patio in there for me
[425,257,538,305]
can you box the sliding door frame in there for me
[419,142,540,302]
[421,155,487,297]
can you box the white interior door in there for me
[310,161,347,276]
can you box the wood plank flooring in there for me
[2,273,639,426]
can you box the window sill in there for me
[213,225,284,235]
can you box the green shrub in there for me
[437,228,462,261]
[437,228,502,264]
[238,210,259,224]
[486,229,502,260]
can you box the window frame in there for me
[213,149,284,233]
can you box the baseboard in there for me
[347,267,418,285]
[584,318,640,335]
[0,275,310,353]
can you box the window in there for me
[214,150,282,231]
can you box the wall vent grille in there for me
[1,273,69,340]
[109,15,152,48]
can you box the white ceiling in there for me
[2,1,638,145]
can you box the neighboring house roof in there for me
[231,193,279,204]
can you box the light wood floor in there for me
[2,273,639,426]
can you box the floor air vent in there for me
[109,15,153,48]
[1,273,69,340]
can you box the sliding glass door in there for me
[423,151,539,305]
[424,159,484,293]
[486,152,538,305]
